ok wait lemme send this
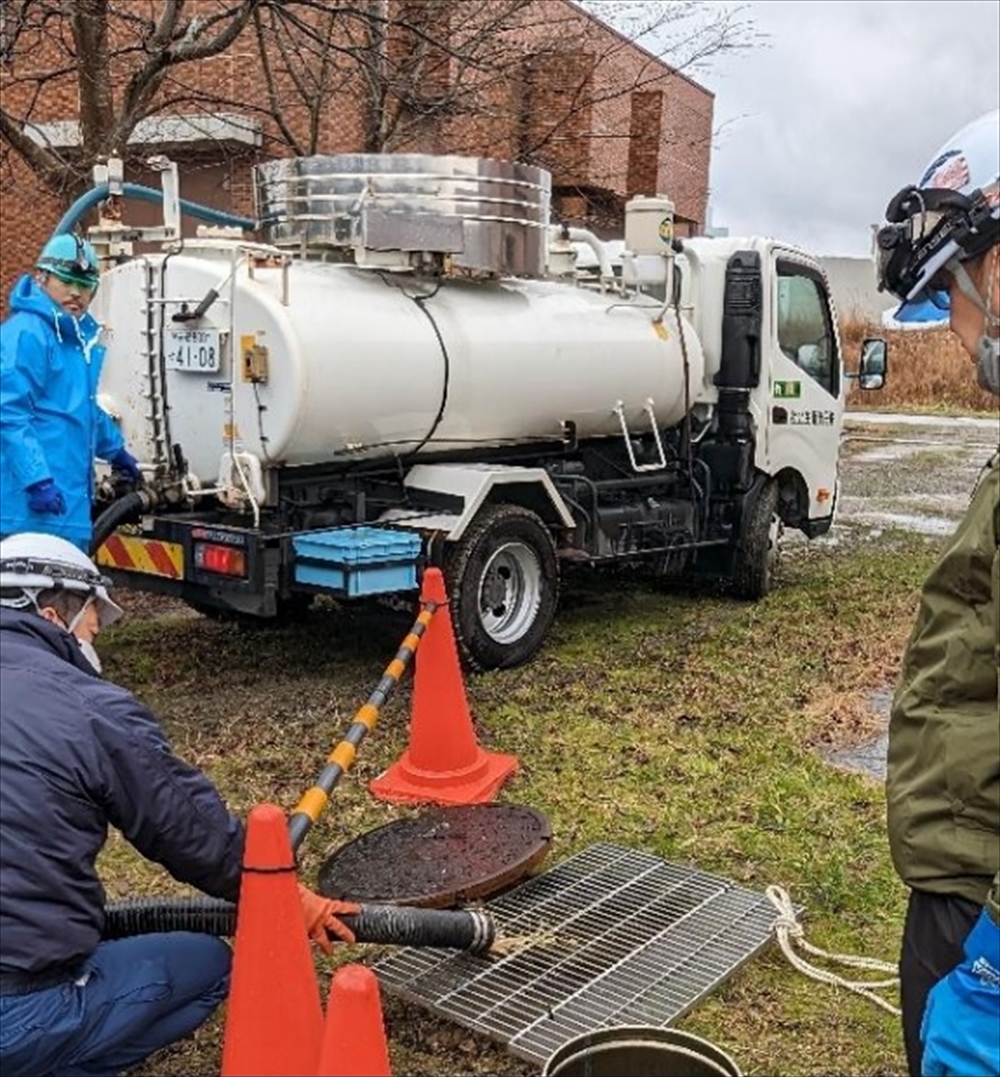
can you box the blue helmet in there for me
[36,233,101,289]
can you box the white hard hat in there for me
[876,109,1000,308]
[0,532,123,627]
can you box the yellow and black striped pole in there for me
[287,588,440,850]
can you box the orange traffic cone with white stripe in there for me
[369,567,518,805]
[315,964,392,1076]
[221,803,323,1076]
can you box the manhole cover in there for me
[316,803,552,908]
[373,842,780,1065]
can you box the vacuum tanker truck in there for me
[86,154,886,670]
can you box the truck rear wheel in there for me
[731,479,782,599]
[444,503,559,671]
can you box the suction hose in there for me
[53,182,256,237]
[90,489,158,556]
[103,896,495,953]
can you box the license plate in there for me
[165,328,221,373]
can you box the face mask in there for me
[66,596,102,674]
[76,637,103,675]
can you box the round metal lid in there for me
[316,803,553,908]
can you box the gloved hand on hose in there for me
[108,447,142,485]
[297,883,360,953]
[26,478,67,515]
[921,907,1000,1076]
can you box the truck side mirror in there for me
[857,337,887,391]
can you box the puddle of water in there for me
[839,511,958,537]
[851,445,920,464]
[820,688,892,782]
[896,492,970,511]
[846,411,1000,431]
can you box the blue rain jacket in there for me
[0,275,125,549]
[921,909,1000,1076]
[0,607,245,977]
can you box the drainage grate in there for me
[373,842,778,1065]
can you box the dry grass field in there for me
[840,315,998,413]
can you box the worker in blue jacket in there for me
[0,531,358,1077]
[0,233,142,551]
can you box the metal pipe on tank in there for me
[562,227,617,282]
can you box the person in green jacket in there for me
[876,109,999,1077]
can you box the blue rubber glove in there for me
[921,909,1000,1076]
[26,478,67,515]
[109,447,142,484]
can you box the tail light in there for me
[194,542,247,578]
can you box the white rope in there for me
[766,885,901,1017]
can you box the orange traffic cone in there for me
[221,803,323,1077]
[369,567,518,805]
[315,964,392,1076]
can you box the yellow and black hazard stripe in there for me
[96,534,184,579]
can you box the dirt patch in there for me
[113,588,197,621]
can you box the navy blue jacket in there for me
[0,608,244,976]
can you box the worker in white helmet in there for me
[0,532,359,1076]
[876,109,999,1077]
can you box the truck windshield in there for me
[776,264,839,398]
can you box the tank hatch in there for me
[254,153,551,277]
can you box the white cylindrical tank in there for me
[94,246,705,490]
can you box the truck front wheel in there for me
[731,479,782,599]
[444,504,559,671]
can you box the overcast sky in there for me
[699,0,1000,256]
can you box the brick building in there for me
[0,1,713,301]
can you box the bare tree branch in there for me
[1,0,751,228]
[252,5,306,155]
[0,108,71,189]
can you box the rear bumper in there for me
[96,516,282,618]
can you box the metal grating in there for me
[373,842,778,1065]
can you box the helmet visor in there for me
[41,262,100,291]
[94,586,124,627]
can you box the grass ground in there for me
[100,529,942,1077]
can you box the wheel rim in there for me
[477,540,543,644]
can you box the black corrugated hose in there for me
[90,490,156,556]
[103,897,495,953]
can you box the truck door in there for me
[767,258,844,525]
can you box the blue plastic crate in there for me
[292,527,421,597]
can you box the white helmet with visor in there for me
[0,532,123,628]
[876,109,999,310]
